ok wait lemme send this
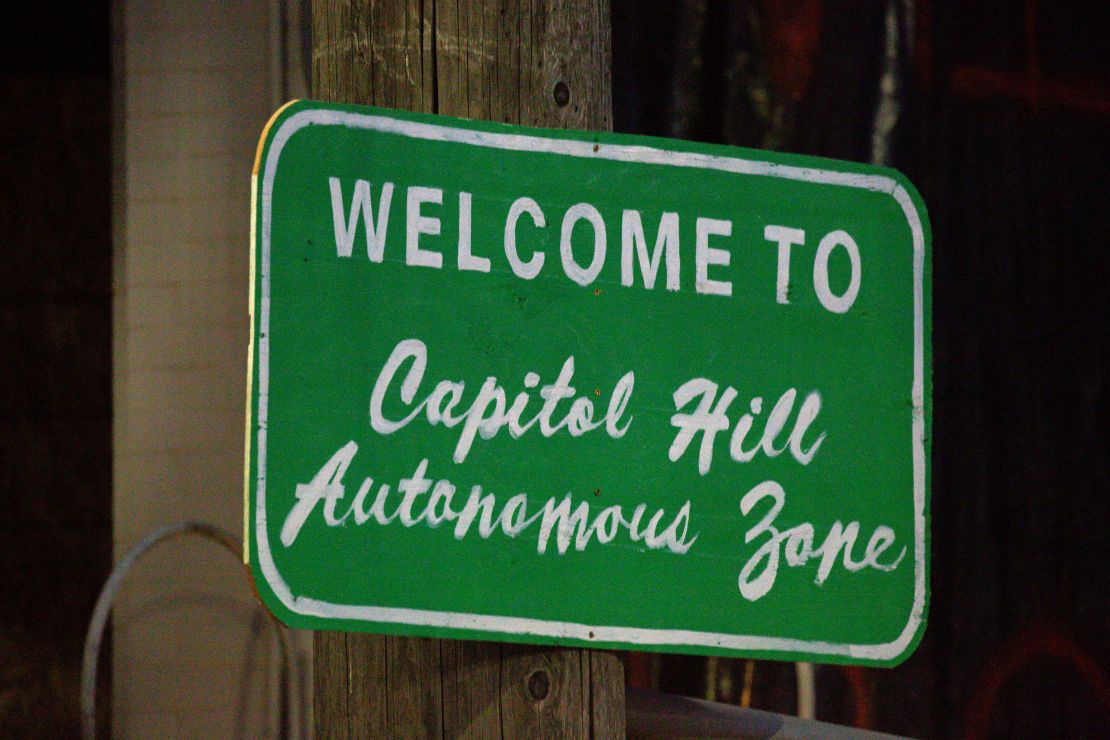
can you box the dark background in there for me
[613,1,1109,737]
[0,0,113,735]
[0,1,1106,736]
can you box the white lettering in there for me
[669,379,736,476]
[560,203,607,286]
[406,186,443,268]
[456,191,489,272]
[764,224,805,304]
[369,339,427,435]
[329,177,394,261]
[695,217,733,296]
[281,444,698,557]
[368,339,635,463]
[505,197,546,279]
[737,481,906,601]
[671,378,826,473]
[813,229,861,313]
[621,210,680,290]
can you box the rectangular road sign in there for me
[247,100,931,665]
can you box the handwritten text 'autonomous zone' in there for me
[280,339,906,600]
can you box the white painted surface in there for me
[113,1,308,736]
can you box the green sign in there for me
[246,100,931,666]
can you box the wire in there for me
[80,521,292,740]
[740,659,755,708]
[795,661,816,719]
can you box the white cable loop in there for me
[80,521,291,740]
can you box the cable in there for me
[80,521,292,740]
[740,659,755,708]
[795,661,816,719]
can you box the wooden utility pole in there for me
[310,1,623,736]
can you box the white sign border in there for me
[249,103,928,662]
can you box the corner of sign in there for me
[253,99,305,176]
[883,167,932,243]
[885,600,929,668]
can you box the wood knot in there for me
[553,80,570,107]
[526,669,551,701]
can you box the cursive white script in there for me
[369,338,634,463]
[280,441,699,556]
[736,480,905,601]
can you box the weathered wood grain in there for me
[313,631,389,738]
[314,0,611,128]
[591,649,627,738]
[312,631,349,735]
[499,644,588,736]
[385,635,442,734]
[440,639,502,738]
[312,0,622,736]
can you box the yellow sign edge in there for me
[245,100,301,562]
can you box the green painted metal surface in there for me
[246,100,931,665]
